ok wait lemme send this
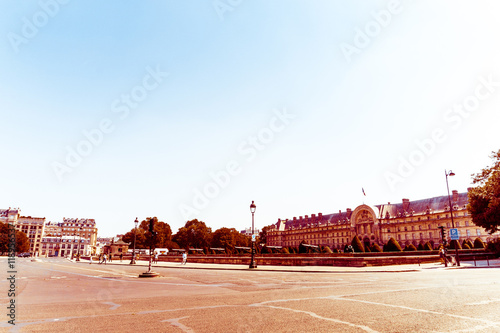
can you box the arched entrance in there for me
[350,204,381,245]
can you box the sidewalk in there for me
[71,257,500,273]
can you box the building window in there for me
[476,229,481,236]
[467,230,471,237]
[465,221,469,227]
[429,232,433,239]
[456,222,460,227]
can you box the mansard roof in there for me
[377,192,468,219]
[276,191,468,231]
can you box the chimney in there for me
[318,213,322,219]
[402,198,410,211]
[452,190,458,202]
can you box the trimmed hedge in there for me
[351,236,365,253]
[474,237,485,249]
[384,237,402,252]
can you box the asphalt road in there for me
[2,257,500,332]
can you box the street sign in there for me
[449,228,460,240]
[252,234,256,242]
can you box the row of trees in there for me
[121,218,253,253]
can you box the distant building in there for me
[1,208,46,255]
[41,235,92,257]
[241,227,260,236]
[267,191,500,250]
[1,207,99,256]
[17,216,46,255]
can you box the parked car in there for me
[17,253,30,257]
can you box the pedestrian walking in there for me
[154,252,159,264]
[182,251,187,265]
[90,256,93,264]
[120,253,123,262]
[103,253,107,265]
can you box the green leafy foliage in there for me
[371,243,382,252]
[173,219,212,249]
[404,244,417,251]
[211,227,249,253]
[0,222,31,254]
[351,236,365,253]
[322,246,333,254]
[468,149,500,234]
[474,237,485,249]
[384,237,402,252]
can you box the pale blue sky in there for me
[1,0,499,237]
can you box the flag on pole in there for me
[362,188,366,196]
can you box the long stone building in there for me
[266,191,499,250]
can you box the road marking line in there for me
[258,305,379,333]
[102,302,122,310]
[162,316,195,333]
[331,297,500,327]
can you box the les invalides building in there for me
[266,190,499,251]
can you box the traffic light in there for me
[149,218,155,233]
[438,226,446,245]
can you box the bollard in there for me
[473,256,476,267]
[487,257,490,267]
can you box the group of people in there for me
[87,249,190,265]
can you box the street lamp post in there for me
[445,169,460,266]
[76,227,82,261]
[72,231,77,260]
[249,201,257,269]
[130,217,139,265]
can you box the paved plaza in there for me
[2,257,500,332]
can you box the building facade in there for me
[16,216,46,255]
[1,208,99,256]
[41,218,99,255]
[267,191,499,250]
[1,208,47,255]
[40,236,92,257]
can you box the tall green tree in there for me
[211,227,249,251]
[122,217,173,249]
[173,219,212,249]
[468,149,500,233]
[259,225,273,245]
[0,223,30,253]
